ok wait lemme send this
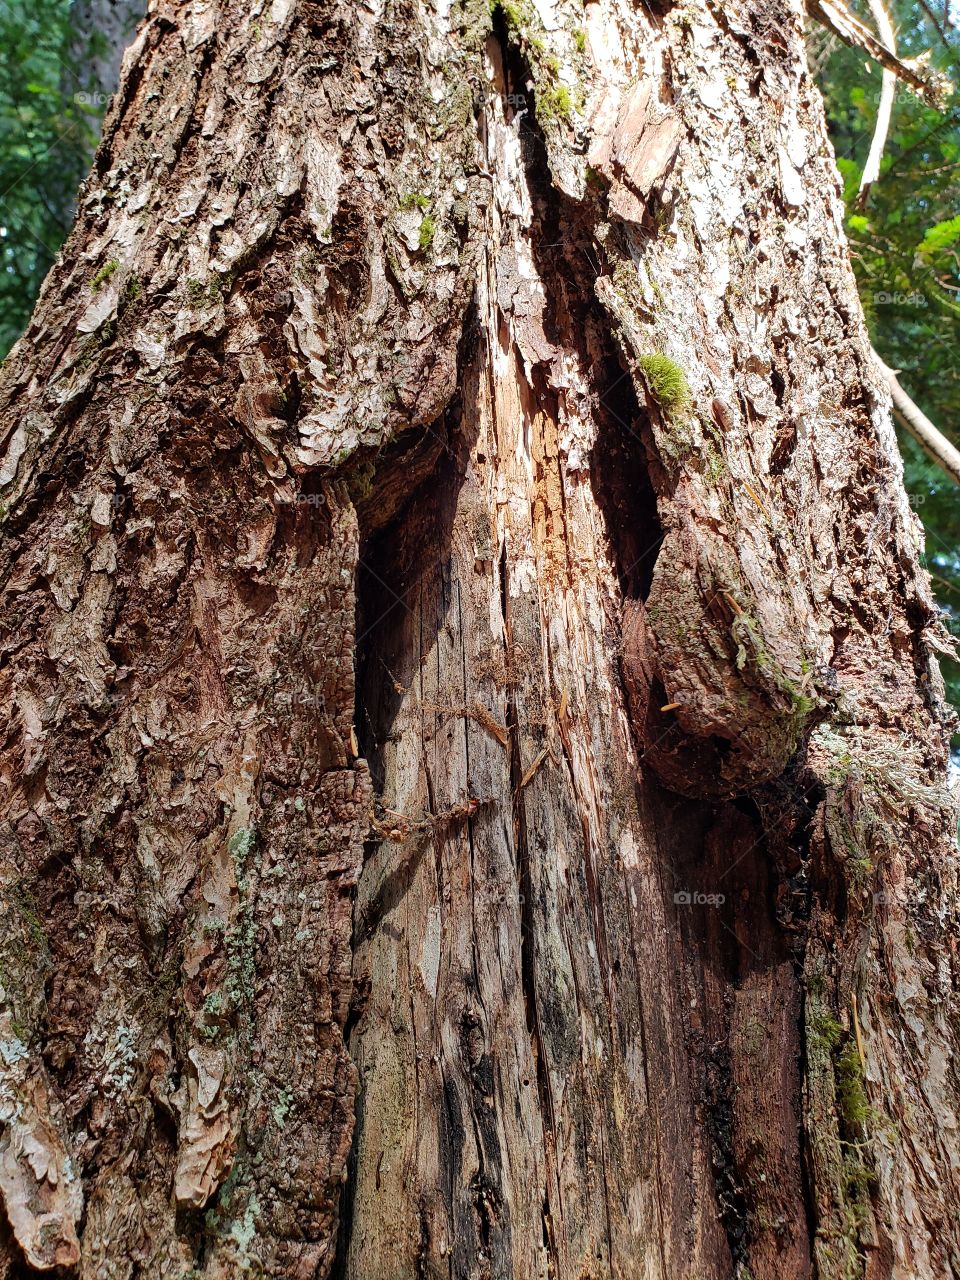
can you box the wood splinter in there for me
[369,796,492,845]
[741,480,770,517]
[469,702,510,747]
[519,747,551,790]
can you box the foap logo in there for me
[74,91,111,108]
[674,890,725,907]
[867,82,925,107]
[872,290,927,307]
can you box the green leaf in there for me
[918,215,960,259]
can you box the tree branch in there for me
[857,0,897,203]
[807,0,950,106]
[916,0,954,54]
[875,352,960,488]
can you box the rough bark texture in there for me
[0,1,958,1278]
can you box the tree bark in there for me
[0,1,957,1278]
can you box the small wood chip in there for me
[520,747,550,790]
[852,993,867,1076]
[469,702,509,747]
[742,480,770,517]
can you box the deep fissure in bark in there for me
[496,13,664,606]
[353,306,481,785]
[499,533,559,1228]
[338,321,480,1275]
[773,768,825,1259]
[501,20,822,1271]
[338,20,821,1275]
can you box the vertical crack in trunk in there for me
[498,537,560,1279]
[498,19,822,1278]
[336,17,819,1278]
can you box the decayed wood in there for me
[0,1,958,1278]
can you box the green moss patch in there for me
[418,214,436,251]
[638,352,691,418]
[90,258,119,291]
[536,83,573,123]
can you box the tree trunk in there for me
[55,0,145,232]
[1,2,957,1278]
[68,0,145,118]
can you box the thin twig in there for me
[857,0,897,204]
[916,0,954,54]
[929,570,960,594]
[875,351,960,488]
